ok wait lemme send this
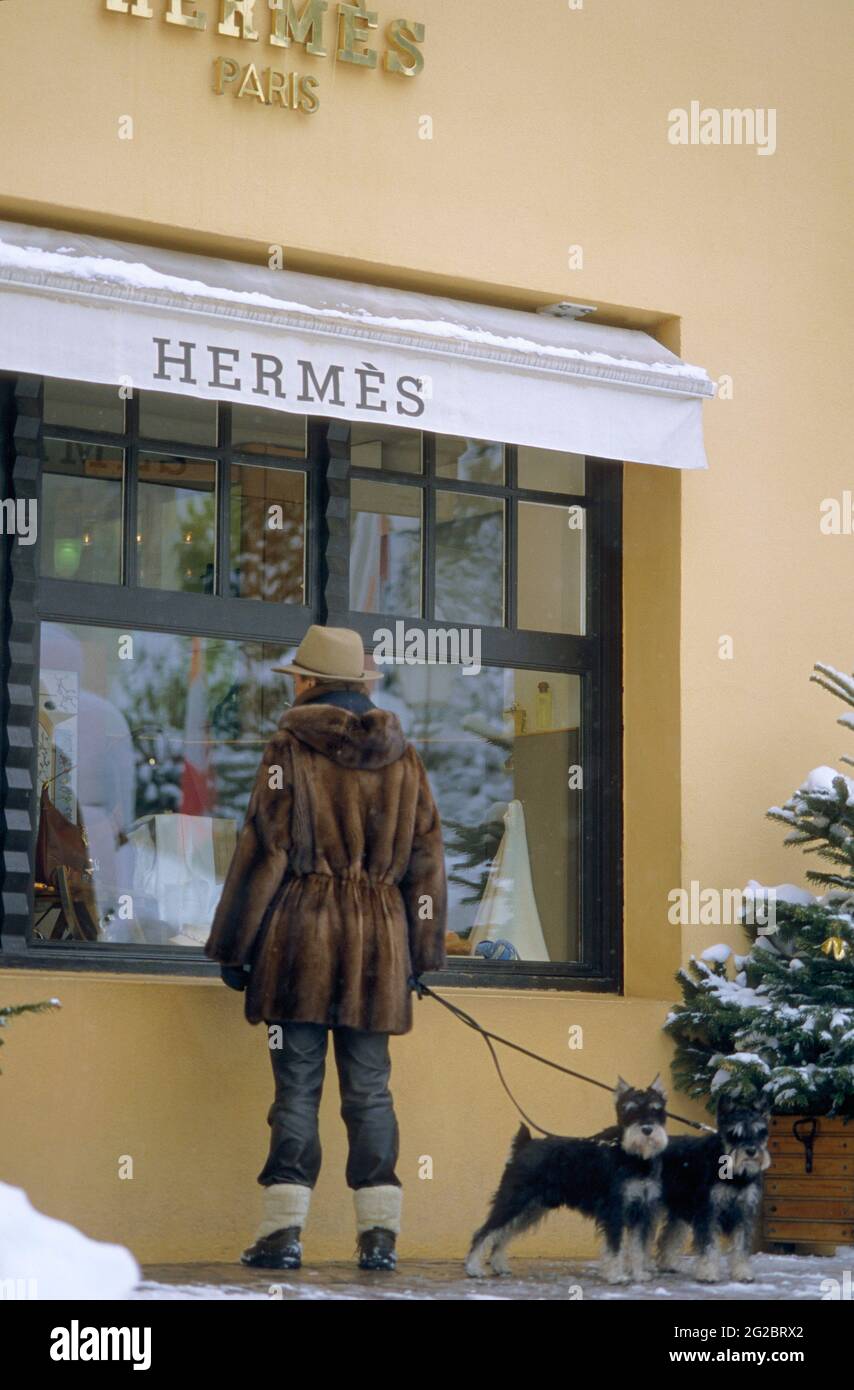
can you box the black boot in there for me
[357,1227,397,1271]
[241,1226,302,1270]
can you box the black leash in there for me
[419,982,714,1136]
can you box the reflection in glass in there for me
[232,405,306,459]
[43,379,125,434]
[436,436,504,485]
[137,454,216,593]
[518,502,585,635]
[350,424,422,474]
[517,447,585,495]
[350,480,421,615]
[35,622,291,947]
[139,391,218,447]
[229,464,306,603]
[435,491,504,626]
[375,665,581,962]
[41,441,123,584]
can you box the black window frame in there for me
[0,375,622,992]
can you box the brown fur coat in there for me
[205,697,447,1034]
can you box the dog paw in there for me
[630,1269,653,1283]
[730,1263,755,1284]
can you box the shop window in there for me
[231,404,306,460]
[434,491,504,626]
[33,622,289,948]
[138,391,218,448]
[377,665,581,963]
[350,422,422,474]
[518,501,585,636]
[137,454,217,594]
[7,381,621,991]
[350,479,422,615]
[229,464,306,603]
[41,440,123,584]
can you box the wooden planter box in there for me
[763,1115,854,1247]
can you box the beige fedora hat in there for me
[272,625,381,681]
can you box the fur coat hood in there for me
[279,703,407,770]
[205,694,447,1034]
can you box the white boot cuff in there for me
[354,1185,402,1236]
[256,1183,312,1239]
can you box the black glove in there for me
[220,963,250,992]
[408,975,425,999]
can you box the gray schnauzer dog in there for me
[466,1077,669,1284]
[657,1095,771,1282]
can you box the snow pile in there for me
[0,1182,139,1300]
[700,943,731,964]
[801,765,854,800]
[0,235,711,386]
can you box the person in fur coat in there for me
[205,626,447,1272]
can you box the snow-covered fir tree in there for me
[666,662,854,1117]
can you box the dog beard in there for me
[621,1123,668,1160]
[729,1145,771,1177]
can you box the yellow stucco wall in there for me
[0,0,850,1261]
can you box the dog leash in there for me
[419,982,715,1136]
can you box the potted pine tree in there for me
[666,662,854,1248]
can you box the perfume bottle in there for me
[536,681,553,731]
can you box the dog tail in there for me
[508,1124,533,1162]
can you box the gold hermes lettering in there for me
[213,55,242,91]
[384,17,424,75]
[166,0,207,27]
[105,0,155,15]
[219,0,260,40]
[337,2,377,67]
[269,0,328,56]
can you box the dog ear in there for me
[649,1073,667,1098]
[615,1077,631,1097]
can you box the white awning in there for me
[0,221,713,469]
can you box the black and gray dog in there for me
[657,1095,771,1283]
[466,1077,669,1283]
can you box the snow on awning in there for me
[0,221,713,469]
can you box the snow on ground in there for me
[136,1251,851,1301]
[0,1182,139,1300]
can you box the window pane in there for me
[517,446,585,495]
[435,491,504,626]
[40,441,123,584]
[43,378,124,434]
[35,623,291,946]
[518,502,585,635]
[231,405,306,459]
[350,479,421,615]
[350,423,421,474]
[229,464,306,604]
[137,453,216,593]
[376,665,581,962]
[138,391,217,447]
[436,436,504,485]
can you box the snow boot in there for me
[354,1186,401,1271]
[241,1183,311,1270]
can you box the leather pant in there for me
[258,1022,401,1190]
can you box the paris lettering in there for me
[104,2,427,116]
